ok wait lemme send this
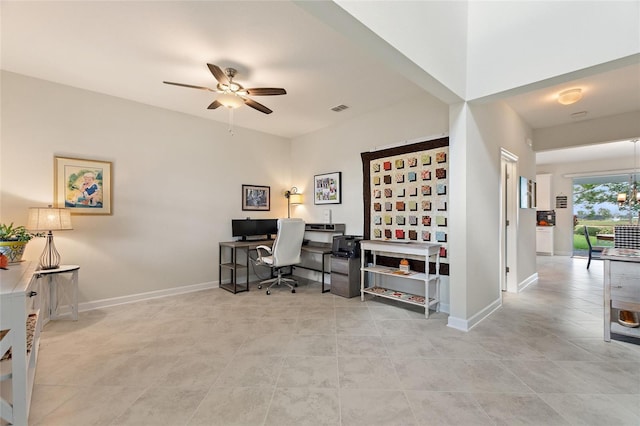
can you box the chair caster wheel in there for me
[258,285,262,289]
[266,290,271,295]
[294,283,298,287]
[291,289,296,293]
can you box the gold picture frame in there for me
[54,156,112,215]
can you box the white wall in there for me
[467,1,640,100]
[290,94,450,303]
[1,71,292,303]
[537,156,635,256]
[448,100,535,329]
[334,0,468,99]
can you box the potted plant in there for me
[0,223,42,264]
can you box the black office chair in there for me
[583,226,605,269]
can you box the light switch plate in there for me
[323,209,332,224]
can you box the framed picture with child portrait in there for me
[54,156,113,215]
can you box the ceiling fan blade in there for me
[163,81,215,92]
[246,88,287,96]
[244,98,273,114]
[207,63,229,85]
[207,100,223,109]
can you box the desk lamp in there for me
[285,187,304,218]
[27,206,73,270]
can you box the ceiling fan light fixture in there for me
[557,88,582,105]
[217,93,244,109]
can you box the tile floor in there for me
[27,256,640,425]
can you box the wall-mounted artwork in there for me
[314,172,342,204]
[361,138,449,275]
[54,156,112,215]
[242,185,270,211]
[519,176,536,209]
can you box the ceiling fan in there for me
[163,64,286,114]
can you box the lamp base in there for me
[39,231,61,270]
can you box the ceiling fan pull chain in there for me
[228,108,235,136]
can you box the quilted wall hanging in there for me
[361,137,449,275]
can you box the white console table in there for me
[360,240,441,318]
[1,262,41,425]
[602,248,640,343]
[1,263,80,425]
[34,265,80,322]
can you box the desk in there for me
[34,265,80,321]
[218,240,333,293]
[597,233,615,242]
[297,242,332,293]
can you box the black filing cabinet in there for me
[330,256,361,298]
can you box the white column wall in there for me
[448,100,536,330]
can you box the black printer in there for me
[332,235,361,258]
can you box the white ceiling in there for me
[536,139,638,165]
[2,0,639,152]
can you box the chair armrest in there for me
[255,245,272,259]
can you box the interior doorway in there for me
[500,149,518,293]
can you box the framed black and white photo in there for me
[242,185,270,211]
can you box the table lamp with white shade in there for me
[27,206,73,270]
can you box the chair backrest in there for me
[614,225,640,249]
[583,226,593,250]
[271,218,305,267]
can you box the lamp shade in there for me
[217,93,244,109]
[289,193,304,205]
[28,207,73,231]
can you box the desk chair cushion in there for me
[255,218,305,294]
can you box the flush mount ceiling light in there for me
[557,88,583,105]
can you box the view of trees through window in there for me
[572,176,639,254]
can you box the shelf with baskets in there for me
[359,240,441,318]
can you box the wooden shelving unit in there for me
[360,240,441,318]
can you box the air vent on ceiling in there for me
[331,104,349,112]
[571,111,588,120]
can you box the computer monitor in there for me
[232,218,279,241]
[255,219,278,239]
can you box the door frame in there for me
[500,148,519,293]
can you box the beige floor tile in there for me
[264,387,340,426]
[187,386,273,426]
[33,385,145,426]
[539,393,640,425]
[112,385,208,425]
[405,391,494,425]
[339,356,401,389]
[28,256,640,426]
[286,334,336,356]
[340,389,416,426]
[277,356,339,388]
[214,355,283,387]
[474,392,569,425]
[337,335,387,357]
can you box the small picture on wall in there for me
[242,185,270,211]
[314,172,342,204]
[54,156,112,215]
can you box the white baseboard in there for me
[446,296,502,332]
[78,281,218,312]
[518,272,538,292]
[438,303,450,314]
